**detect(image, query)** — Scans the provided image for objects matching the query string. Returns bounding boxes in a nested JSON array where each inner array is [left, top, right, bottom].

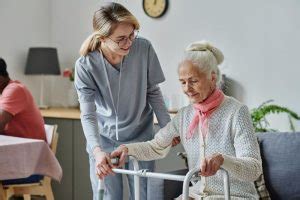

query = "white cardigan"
[[126, 96, 262, 199]]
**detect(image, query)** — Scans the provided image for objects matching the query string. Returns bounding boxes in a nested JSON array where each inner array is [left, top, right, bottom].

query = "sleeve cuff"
[[0, 107, 16, 116], [88, 143, 102, 155], [221, 153, 236, 171], [124, 143, 137, 156]]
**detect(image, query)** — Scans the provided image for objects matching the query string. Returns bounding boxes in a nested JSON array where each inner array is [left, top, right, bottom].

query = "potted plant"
[[250, 100, 300, 132]]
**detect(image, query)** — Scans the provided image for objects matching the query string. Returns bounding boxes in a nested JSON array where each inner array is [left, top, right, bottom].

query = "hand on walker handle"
[[110, 157, 120, 166], [93, 148, 115, 180], [200, 153, 224, 177], [110, 145, 128, 167], [172, 136, 181, 147]]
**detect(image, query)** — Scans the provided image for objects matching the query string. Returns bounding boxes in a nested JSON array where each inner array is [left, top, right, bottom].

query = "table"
[[0, 135, 62, 198]]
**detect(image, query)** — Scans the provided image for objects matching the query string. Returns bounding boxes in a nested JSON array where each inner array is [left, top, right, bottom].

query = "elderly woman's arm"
[[124, 113, 180, 161], [221, 105, 262, 182]]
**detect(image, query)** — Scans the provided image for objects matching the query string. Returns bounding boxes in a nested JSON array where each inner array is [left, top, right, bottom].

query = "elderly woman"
[[111, 41, 262, 199]]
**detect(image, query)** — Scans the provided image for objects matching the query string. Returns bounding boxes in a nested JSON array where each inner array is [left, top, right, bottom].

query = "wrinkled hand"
[[94, 149, 114, 180], [110, 145, 128, 167], [171, 136, 181, 147], [200, 153, 224, 177]]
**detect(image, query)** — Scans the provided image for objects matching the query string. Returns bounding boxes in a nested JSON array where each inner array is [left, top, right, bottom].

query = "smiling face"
[[101, 22, 136, 56], [178, 60, 216, 104]]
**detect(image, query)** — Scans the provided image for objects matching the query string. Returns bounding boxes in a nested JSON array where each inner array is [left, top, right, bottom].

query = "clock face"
[[143, 0, 168, 18]]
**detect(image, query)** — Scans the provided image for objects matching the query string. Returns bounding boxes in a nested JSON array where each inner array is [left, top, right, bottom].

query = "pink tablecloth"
[[0, 135, 62, 182]]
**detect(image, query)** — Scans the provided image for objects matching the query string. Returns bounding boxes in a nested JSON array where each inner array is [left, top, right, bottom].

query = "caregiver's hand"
[[93, 147, 114, 180]]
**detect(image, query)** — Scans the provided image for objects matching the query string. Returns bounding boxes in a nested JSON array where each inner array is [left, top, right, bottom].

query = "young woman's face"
[[178, 60, 216, 104], [103, 22, 136, 56]]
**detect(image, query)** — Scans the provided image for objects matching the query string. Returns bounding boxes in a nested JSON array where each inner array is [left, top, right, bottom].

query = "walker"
[[97, 156, 231, 200]]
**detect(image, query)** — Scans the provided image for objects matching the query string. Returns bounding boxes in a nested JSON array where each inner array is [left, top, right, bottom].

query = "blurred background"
[[0, 0, 299, 134]]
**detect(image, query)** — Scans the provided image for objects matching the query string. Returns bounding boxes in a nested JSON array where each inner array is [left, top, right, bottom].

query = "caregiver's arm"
[[111, 111, 181, 165]]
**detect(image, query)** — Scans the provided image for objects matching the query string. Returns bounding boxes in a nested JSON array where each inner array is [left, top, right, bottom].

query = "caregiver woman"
[[74, 2, 175, 200]]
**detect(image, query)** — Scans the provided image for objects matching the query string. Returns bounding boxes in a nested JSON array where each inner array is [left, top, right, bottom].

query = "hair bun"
[[185, 40, 224, 65]]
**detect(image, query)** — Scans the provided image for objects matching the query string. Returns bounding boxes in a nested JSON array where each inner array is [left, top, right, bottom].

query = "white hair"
[[181, 40, 224, 85]]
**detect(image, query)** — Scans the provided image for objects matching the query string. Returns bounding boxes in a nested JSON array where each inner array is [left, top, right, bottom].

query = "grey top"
[[74, 38, 170, 153]]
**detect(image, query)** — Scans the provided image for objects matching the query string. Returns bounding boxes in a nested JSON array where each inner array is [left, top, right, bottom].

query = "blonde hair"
[[182, 40, 224, 85], [79, 2, 140, 56]]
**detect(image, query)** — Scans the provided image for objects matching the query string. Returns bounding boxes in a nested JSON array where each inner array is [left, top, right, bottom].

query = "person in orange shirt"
[[0, 58, 46, 141]]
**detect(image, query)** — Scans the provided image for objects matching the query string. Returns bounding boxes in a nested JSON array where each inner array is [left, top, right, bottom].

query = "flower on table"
[[63, 68, 74, 82]]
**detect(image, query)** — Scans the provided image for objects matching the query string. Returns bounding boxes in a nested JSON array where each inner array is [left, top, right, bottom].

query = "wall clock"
[[143, 0, 168, 18]]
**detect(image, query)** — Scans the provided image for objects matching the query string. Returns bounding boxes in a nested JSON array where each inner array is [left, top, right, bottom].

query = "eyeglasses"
[[107, 30, 139, 48]]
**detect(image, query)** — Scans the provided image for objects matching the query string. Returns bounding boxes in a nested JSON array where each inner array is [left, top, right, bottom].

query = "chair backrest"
[[257, 132, 300, 200], [44, 124, 58, 154]]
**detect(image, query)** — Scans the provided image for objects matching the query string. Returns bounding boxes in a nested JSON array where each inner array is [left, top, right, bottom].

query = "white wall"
[[1, 0, 300, 131], [51, 0, 300, 131], [0, 0, 52, 104]]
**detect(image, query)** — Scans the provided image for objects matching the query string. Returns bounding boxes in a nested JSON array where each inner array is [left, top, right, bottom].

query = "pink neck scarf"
[[186, 89, 224, 140]]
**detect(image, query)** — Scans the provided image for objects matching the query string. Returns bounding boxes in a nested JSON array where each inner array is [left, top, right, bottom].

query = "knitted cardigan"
[[126, 96, 262, 199]]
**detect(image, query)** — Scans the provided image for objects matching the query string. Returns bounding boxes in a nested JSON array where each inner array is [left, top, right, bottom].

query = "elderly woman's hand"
[[93, 148, 115, 180], [172, 136, 181, 147], [200, 153, 224, 177], [110, 145, 128, 167]]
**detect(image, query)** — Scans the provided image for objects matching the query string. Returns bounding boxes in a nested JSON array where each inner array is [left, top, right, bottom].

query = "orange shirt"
[[0, 80, 46, 141]]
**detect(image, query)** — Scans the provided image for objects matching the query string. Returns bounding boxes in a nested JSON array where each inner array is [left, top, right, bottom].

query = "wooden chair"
[[3, 124, 59, 200]]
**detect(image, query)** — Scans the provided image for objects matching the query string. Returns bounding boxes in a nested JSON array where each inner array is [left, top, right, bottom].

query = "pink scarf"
[[186, 89, 224, 140]]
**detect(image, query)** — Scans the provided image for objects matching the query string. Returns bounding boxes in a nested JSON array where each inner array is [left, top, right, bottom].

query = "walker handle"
[[110, 156, 120, 165]]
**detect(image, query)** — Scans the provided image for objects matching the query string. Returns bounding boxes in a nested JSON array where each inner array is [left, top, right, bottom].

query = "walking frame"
[[97, 156, 231, 200]]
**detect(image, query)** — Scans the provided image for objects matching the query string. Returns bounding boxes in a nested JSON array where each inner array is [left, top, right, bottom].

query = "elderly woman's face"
[[178, 60, 216, 103]]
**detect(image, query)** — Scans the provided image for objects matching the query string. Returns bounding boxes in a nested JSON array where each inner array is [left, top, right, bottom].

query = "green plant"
[[251, 100, 300, 132]]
